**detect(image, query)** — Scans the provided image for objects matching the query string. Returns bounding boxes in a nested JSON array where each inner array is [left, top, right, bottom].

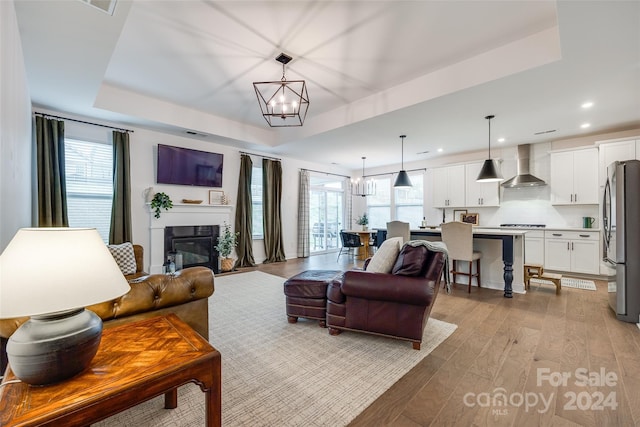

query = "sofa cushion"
[[366, 237, 402, 273], [392, 243, 428, 276], [107, 242, 137, 275]]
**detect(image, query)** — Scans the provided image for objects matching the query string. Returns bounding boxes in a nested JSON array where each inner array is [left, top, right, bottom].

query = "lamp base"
[[6, 308, 103, 385]]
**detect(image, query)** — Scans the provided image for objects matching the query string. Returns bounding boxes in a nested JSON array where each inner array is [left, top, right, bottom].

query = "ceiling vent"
[[79, 0, 117, 15], [501, 144, 546, 188]]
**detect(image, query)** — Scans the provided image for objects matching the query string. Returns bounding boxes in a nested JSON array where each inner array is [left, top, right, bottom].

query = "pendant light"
[[394, 135, 412, 188], [352, 157, 376, 197], [476, 115, 504, 182]]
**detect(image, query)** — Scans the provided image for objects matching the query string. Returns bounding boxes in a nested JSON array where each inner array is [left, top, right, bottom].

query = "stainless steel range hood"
[[501, 144, 546, 188]]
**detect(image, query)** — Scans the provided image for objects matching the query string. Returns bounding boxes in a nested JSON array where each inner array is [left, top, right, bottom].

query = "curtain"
[[234, 154, 256, 268], [36, 116, 69, 227], [109, 131, 132, 244], [297, 170, 310, 257], [262, 158, 286, 263], [345, 177, 353, 230]]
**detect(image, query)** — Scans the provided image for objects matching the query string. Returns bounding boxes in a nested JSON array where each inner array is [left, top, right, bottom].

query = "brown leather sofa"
[[0, 245, 214, 373], [326, 242, 446, 350]]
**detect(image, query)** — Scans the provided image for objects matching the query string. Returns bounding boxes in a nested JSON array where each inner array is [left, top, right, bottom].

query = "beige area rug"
[[97, 271, 457, 427], [530, 277, 597, 291]]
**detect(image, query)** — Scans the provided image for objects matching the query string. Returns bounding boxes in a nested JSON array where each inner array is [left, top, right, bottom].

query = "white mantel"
[[148, 203, 233, 273]]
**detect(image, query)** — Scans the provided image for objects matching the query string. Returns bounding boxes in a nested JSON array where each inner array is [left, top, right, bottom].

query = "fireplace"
[[164, 225, 220, 273]]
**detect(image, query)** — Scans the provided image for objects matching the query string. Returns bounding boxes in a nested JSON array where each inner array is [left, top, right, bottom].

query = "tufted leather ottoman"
[[284, 270, 343, 327]]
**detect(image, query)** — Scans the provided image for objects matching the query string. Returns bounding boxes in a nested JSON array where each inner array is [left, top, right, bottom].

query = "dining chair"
[[440, 221, 482, 293], [386, 221, 410, 243], [337, 231, 363, 261]]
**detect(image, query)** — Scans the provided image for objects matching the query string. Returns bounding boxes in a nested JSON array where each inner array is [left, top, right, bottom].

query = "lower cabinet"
[[524, 230, 545, 265], [544, 231, 600, 274]]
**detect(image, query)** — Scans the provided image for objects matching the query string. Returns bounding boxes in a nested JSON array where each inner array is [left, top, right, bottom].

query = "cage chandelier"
[[352, 157, 376, 197], [253, 53, 310, 127]]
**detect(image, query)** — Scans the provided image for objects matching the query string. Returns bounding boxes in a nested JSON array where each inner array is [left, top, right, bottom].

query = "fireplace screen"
[[164, 225, 220, 273]]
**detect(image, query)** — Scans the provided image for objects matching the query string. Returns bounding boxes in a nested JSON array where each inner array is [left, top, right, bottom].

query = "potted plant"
[[150, 192, 173, 218], [215, 222, 239, 272], [356, 213, 369, 230]]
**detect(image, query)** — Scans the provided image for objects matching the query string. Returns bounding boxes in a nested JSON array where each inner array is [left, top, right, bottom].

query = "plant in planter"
[[150, 192, 173, 218], [356, 213, 369, 230], [214, 222, 239, 272]]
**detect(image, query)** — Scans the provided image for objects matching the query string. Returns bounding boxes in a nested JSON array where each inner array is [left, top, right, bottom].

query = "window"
[[64, 138, 113, 242], [251, 166, 264, 239], [366, 177, 391, 229], [394, 173, 424, 229]]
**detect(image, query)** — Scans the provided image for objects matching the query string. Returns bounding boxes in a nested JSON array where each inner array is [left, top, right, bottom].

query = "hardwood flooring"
[[236, 253, 640, 427]]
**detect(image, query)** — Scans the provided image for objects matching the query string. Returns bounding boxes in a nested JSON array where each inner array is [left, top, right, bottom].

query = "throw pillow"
[[392, 243, 428, 276], [366, 237, 402, 273], [107, 242, 137, 275]]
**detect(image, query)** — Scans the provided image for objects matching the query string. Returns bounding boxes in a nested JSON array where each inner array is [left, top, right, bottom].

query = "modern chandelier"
[[253, 53, 310, 127], [352, 157, 376, 197]]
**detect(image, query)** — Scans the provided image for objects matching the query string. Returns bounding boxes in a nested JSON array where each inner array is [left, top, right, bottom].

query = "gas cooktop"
[[500, 224, 546, 228]]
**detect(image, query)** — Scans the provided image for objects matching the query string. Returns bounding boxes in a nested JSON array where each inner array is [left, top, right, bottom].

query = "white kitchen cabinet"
[[524, 230, 544, 265], [544, 230, 600, 274], [432, 164, 465, 208], [598, 139, 636, 186], [465, 162, 500, 207], [550, 148, 598, 205]]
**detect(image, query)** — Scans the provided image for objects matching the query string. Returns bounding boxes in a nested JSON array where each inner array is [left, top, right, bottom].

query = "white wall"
[[0, 1, 32, 251]]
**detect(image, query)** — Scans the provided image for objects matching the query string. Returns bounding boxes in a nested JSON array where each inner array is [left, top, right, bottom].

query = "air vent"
[[185, 130, 208, 137], [534, 129, 557, 135], [416, 150, 430, 155], [79, 0, 117, 15]]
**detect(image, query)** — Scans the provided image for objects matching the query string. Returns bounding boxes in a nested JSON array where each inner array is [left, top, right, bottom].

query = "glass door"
[[310, 176, 344, 254]]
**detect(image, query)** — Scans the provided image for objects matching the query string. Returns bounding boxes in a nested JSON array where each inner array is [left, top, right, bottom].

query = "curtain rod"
[[34, 112, 134, 133], [301, 169, 350, 179], [239, 151, 281, 161], [363, 167, 426, 178]]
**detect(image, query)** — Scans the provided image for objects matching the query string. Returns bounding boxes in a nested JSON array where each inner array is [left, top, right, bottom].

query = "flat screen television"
[[157, 144, 223, 187]]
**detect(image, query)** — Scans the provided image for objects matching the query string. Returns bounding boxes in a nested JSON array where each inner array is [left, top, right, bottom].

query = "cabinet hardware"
[[567, 242, 570, 250], [553, 233, 562, 236], [571, 242, 574, 250], [579, 234, 590, 237]]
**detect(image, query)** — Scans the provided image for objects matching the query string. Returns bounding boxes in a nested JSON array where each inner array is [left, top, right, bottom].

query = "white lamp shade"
[[0, 228, 130, 318]]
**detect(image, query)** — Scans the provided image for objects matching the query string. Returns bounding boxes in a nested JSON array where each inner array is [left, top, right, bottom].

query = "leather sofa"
[[326, 242, 446, 350], [0, 245, 214, 373]]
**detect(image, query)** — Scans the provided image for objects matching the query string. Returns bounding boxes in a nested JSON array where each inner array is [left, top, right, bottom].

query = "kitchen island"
[[376, 228, 527, 297]]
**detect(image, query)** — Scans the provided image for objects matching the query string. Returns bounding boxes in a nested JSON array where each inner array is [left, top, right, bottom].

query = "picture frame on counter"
[[209, 190, 225, 205], [461, 212, 480, 226], [454, 209, 467, 222]]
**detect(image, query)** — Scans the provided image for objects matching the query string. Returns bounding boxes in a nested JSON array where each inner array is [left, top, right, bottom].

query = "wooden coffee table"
[[0, 314, 221, 426]]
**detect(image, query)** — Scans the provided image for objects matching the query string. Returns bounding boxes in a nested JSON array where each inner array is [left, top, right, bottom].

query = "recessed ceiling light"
[[581, 101, 594, 109], [497, 138, 505, 143], [437, 148, 443, 153], [581, 123, 591, 129]]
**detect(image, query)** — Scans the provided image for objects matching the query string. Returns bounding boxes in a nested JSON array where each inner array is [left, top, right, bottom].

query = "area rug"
[[530, 277, 597, 291], [97, 271, 456, 427]]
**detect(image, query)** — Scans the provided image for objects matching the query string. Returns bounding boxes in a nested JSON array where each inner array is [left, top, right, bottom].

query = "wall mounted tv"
[[157, 144, 223, 187]]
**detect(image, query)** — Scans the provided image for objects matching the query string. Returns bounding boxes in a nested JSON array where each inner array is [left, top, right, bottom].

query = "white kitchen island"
[[377, 228, 527, 297]]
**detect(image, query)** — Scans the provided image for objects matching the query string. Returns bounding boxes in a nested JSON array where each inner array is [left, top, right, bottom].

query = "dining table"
[[344, 229, 377, 260]]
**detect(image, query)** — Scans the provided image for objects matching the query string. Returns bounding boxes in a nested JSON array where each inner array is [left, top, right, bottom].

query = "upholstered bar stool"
[[441, 221, 482, 293]]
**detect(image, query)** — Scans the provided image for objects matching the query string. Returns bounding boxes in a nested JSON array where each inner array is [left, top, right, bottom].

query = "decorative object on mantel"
[[143, 187, 155, 203], [351, 157, 376, 197], [215, 222, 239, 272], [181, 199, 203, 204], [356, 213, 369, 231], [393, 135, 412, 188], [253, 52, 310, 127], [150, 192, 173, 218], [209, 190, 225, 205]]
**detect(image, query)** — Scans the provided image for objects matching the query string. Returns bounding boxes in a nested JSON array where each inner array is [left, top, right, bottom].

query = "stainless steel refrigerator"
[[603, 160, 640, 322]]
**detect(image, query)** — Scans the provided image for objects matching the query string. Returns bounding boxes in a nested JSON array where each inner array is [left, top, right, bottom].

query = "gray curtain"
[[109, 131, 132, 244], [297, 170, 310, 257], [36, 116, 68, 227], [262, 158, 286, 263], [234, 154, 256, 268]]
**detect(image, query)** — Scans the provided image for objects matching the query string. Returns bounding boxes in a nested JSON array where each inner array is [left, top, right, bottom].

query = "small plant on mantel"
[[150, 192, 173, 218], [356, 213, 369, 230], [215, 222, 239, 272]]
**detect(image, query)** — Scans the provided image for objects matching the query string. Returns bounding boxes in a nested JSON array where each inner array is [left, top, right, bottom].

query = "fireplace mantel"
[[148, 204, 233, 273]]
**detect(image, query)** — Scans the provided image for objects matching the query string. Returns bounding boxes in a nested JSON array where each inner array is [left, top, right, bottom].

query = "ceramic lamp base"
[[6, 308, 102, 385]]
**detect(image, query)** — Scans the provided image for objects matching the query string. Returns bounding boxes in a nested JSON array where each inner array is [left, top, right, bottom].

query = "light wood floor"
[[237, 253, 640, 427]]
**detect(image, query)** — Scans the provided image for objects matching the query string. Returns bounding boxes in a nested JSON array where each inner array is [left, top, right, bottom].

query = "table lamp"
[[0, 228, 130, 385]]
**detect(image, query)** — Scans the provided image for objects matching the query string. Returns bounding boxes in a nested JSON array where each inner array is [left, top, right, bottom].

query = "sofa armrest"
[[339, 270, 433, 305], [87, 266, 214, 321]]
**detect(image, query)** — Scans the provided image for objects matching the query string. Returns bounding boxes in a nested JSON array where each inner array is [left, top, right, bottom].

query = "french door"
[[309, 176, 344, 254]]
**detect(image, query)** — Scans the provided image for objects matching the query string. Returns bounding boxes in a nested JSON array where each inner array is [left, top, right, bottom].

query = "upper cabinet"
[[464, 162, 500, 207], [431, 164, 465, 208], [598, 138, 638, 187], [550, 148, 598, 205]]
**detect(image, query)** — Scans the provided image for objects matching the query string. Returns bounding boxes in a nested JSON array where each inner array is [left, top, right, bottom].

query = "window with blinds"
[[64, 139, 113, 242], [251, 166, 264, 239]]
